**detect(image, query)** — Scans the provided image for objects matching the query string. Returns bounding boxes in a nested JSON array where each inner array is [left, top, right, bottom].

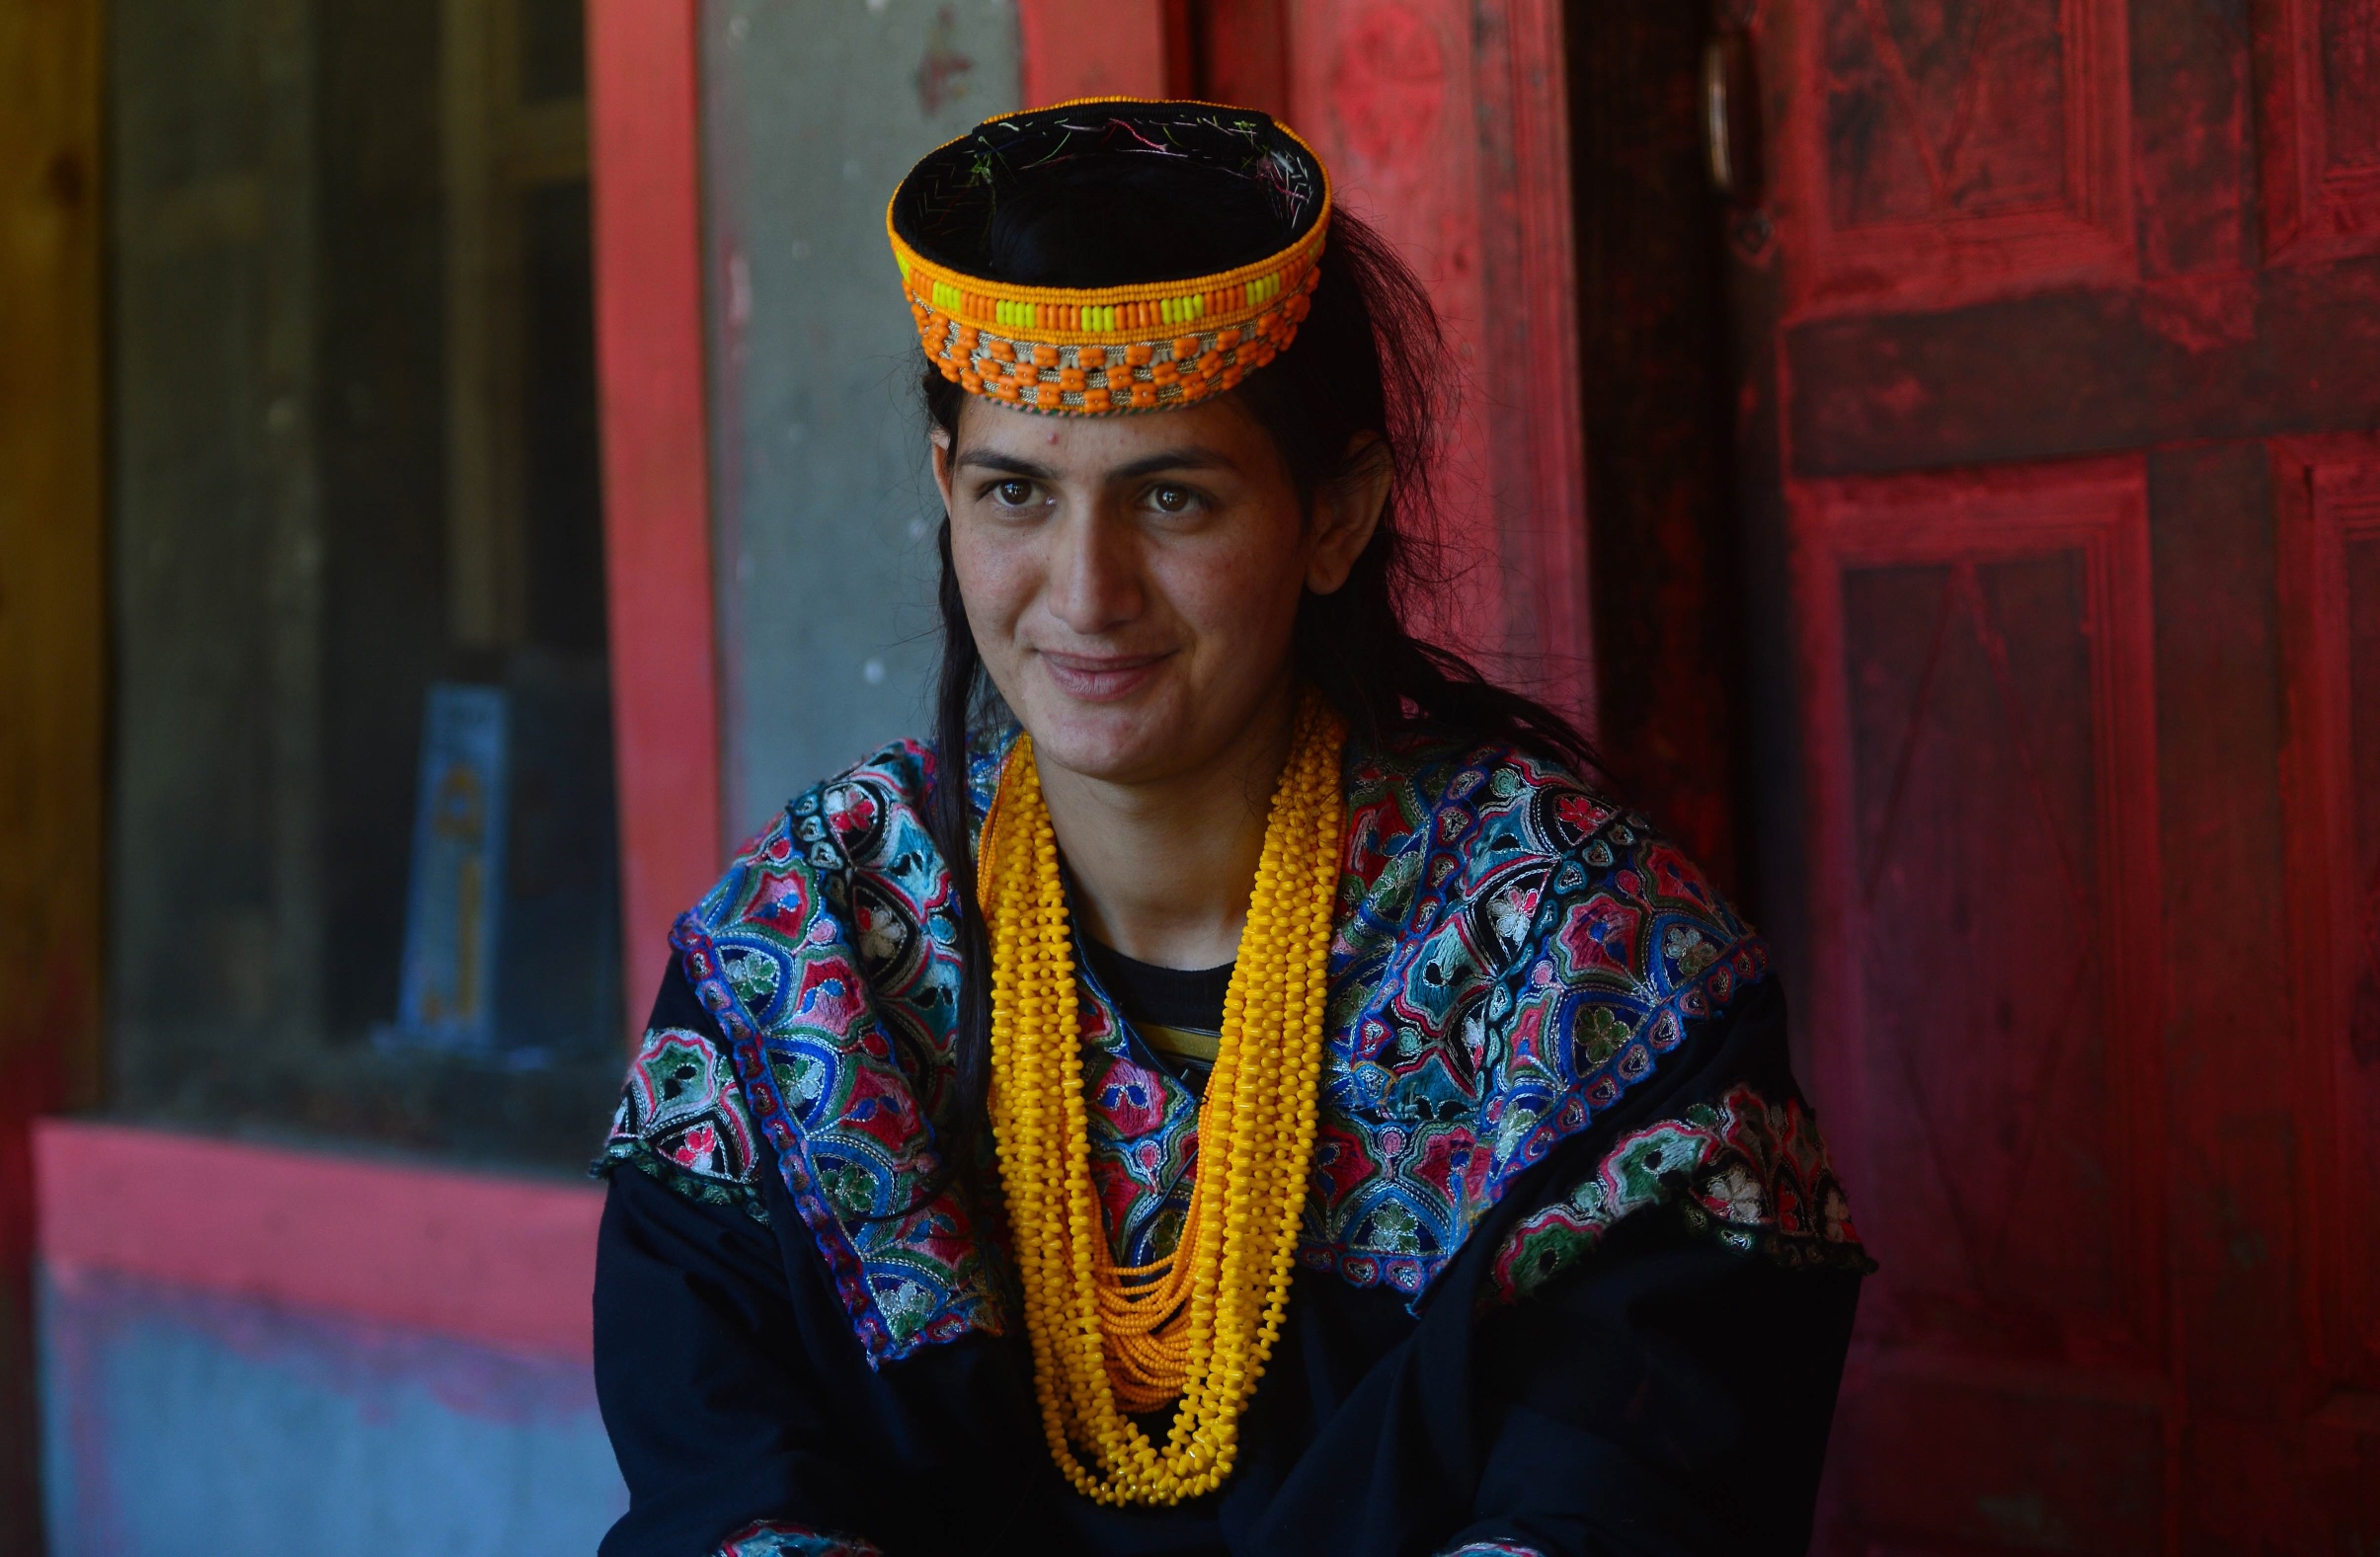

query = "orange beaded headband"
[[886, 98, 1332, 416]]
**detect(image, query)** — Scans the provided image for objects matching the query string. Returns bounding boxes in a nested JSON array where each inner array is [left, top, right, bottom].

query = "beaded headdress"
[[887, 98, 1332, 416]]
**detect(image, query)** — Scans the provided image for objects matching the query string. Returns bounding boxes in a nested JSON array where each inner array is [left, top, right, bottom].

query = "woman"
[[594, 100, 1866, 1557]]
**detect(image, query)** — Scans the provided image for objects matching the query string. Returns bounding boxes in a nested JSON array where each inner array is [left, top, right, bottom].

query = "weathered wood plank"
[[0, 0, 106, 1546]]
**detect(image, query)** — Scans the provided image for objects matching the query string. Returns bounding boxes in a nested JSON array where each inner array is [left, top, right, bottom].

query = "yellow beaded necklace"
[[975, 689, 1345, 1507]]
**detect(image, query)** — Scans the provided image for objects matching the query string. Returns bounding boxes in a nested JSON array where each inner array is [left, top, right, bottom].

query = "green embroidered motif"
[[1486, 1084, 1872, 1307]]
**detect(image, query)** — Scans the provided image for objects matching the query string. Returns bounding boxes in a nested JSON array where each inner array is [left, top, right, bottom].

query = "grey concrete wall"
[[700, 0, 1020, 836]]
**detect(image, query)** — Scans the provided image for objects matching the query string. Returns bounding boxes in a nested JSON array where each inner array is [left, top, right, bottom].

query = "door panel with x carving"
[[1729, 0, 2380, 1544]]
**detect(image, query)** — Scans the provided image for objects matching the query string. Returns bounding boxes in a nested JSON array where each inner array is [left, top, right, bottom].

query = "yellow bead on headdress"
[[886, 98, 1333, 416]]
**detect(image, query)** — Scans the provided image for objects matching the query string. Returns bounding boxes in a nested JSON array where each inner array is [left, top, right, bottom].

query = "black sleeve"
[[1435, 1215, 1861, 1556], [593, 964, 888, 1557], [1430, 973, 1865, 1557]]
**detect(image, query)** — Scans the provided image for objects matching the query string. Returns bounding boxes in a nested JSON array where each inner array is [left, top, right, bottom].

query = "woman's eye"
[[991, 479, 1034, 506], [1149, 485, 1194, 514]]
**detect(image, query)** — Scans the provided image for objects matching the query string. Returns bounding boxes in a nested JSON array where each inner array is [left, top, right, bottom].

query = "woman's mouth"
[[1037, 651, 1171, 702]]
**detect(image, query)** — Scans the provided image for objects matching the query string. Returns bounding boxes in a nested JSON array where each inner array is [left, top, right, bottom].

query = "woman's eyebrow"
[[1107, 447, 1237, 480], [954, 449, 1060, 478]]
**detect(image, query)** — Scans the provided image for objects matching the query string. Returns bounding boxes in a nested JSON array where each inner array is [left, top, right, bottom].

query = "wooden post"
[[1015, 0, 1168, 106], [586, 0, 725, 1035], [0, 0, 106, 1545]]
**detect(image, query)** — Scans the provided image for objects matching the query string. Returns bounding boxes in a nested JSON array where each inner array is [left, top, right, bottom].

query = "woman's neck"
[[1030, 681, 1298, 972]]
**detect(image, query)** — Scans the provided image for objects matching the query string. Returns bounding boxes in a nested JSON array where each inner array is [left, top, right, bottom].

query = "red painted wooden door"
[[1724, 0, 2380, 1547], [1276, 0, 1595, 722]]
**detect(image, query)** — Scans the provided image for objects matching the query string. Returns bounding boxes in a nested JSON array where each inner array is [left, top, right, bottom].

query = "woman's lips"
[[1037, 651, 1171, 702]]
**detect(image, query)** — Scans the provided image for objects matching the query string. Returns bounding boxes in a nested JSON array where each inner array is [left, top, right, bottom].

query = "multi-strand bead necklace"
[[975, 689, 1346, 1507]]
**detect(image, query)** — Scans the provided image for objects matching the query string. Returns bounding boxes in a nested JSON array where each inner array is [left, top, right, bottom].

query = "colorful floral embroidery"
[[674, 741, 1008, 1364], [632, 730, 1801, 1363], [717, 1519, 882, 1557], [1485, 1084, 1872, 1307], [599, 1026, 767, 1217], [1075, 981, 1202, 1267], [1305, 741, 1768, 1299]]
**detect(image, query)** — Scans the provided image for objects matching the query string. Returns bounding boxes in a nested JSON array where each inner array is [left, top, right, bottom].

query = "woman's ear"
[[1305, 433, 1391, 595], [929, 426, 956, 516]]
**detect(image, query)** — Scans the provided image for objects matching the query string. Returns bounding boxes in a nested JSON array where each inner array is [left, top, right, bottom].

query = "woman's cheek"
[[951, 523, 1039, 653], [1185, 519, 1302, 643]]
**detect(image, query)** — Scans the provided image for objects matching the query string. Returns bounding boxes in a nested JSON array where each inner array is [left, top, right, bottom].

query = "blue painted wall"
[[700, 0, 1022, 836], [39, 1267, 623, 1556]]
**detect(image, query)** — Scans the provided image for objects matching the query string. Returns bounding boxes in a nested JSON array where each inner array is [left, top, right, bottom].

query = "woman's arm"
[[593, 963, 888, 1557], [1433, 961, 1868, 1557], [1443, 1220, 1862, 1556], [595, 1165, 887, 1557]]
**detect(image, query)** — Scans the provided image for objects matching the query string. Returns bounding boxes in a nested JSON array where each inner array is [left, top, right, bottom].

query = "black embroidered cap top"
[[886, 98, 1333, 415]]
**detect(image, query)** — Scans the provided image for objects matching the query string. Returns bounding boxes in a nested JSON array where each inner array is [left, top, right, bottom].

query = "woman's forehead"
[[952, 392, 1272, 477]]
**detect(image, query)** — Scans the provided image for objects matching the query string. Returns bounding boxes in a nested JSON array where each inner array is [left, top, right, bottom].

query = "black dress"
[[591, 733, 1868, 1557]]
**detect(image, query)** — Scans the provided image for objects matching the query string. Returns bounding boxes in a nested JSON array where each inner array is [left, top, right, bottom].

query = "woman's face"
[[932, 394, 1380, 787]]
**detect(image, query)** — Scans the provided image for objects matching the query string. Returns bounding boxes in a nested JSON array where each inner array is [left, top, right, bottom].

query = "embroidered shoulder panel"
[[1484, 1083, 1872, 1308], [717, 1519, 883, 1557], [596, 1025, 768, 1219], [676, 740, 1009, 1364], [1303, 738, 1768, 1301]]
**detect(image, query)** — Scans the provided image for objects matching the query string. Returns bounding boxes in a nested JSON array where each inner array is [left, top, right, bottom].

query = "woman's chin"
[[1019, 694, 1194, 787]]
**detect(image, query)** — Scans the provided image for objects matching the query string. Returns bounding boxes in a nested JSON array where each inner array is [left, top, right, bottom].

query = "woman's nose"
[[1046, 500, 1142, 635]]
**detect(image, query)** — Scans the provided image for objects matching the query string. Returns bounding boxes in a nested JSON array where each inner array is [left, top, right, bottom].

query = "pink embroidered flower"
[[672, 1123, 721, 1171], [1093, 1056, 1169, 1136]]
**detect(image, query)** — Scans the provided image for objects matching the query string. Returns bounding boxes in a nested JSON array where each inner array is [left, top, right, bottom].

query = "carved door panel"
[[2277, 434, 2380, 1532], [1728, 0, 2380, 1547]]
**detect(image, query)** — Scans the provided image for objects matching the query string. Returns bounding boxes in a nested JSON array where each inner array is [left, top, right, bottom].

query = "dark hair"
[[910, 164, 1600, 1205]]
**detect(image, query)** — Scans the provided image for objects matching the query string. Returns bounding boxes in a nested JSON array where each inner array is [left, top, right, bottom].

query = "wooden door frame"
[[1016, 0, 1168, 106], [587, 0, 726, 1023], [0, 0, 106, 1545]]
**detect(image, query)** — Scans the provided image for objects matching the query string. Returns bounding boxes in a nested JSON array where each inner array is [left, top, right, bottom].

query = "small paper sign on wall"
[[391, 683, 511, 1053]]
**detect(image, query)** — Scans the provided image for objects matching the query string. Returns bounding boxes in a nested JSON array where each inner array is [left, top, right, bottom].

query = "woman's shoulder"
[[698, 738, 939, 915], [1347, 727, 1746, 950], [1314, 727, 1813, 1307], [666, 738, 1003, 1360], [681, 737, 966, 1033], [1352, 727, 1623, 856], [698, 728, 1026, 925]]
